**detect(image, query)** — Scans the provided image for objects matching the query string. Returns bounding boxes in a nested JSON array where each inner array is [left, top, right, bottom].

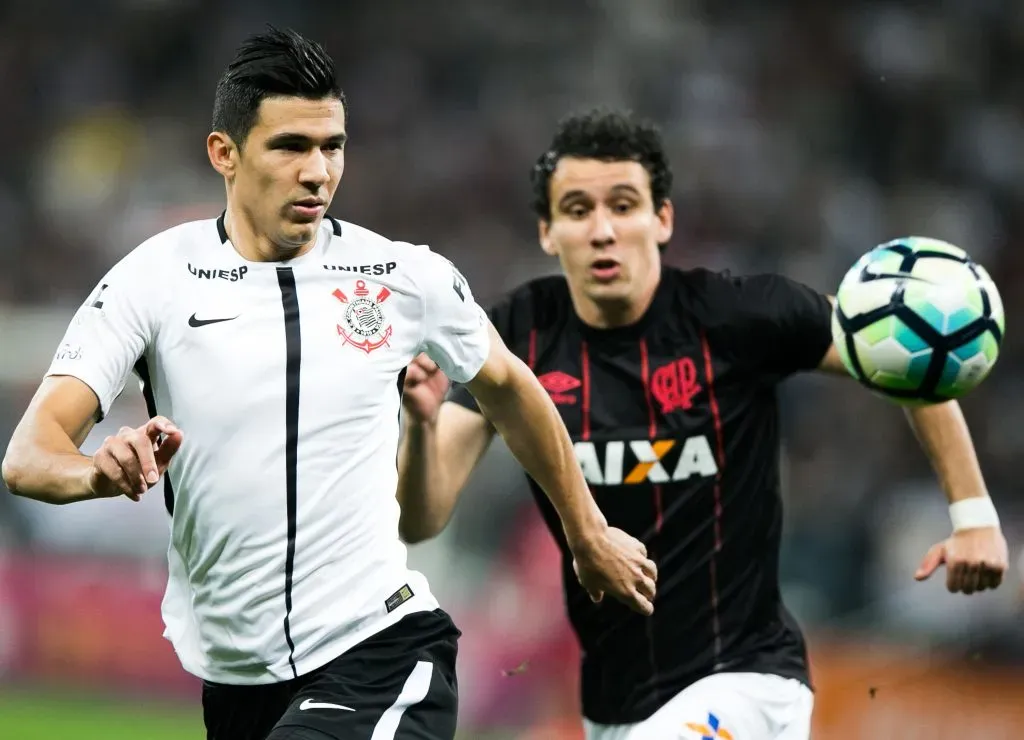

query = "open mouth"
[[590, 259, 621, 281]]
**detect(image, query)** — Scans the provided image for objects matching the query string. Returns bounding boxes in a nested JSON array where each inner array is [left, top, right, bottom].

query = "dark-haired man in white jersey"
[[2, 30, 657, 740]]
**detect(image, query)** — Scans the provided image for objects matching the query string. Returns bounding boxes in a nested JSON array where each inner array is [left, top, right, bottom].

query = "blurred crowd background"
[[3, 1, 1024, 737]]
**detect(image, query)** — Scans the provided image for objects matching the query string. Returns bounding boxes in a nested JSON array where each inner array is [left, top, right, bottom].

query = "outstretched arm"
[[818, 313, 1007, 594], [723, 274, 1005, 595], [820, 344, 990, 511]]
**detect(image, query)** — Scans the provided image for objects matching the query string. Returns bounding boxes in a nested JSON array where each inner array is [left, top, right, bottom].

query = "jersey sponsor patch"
[[323, 261, 397, 276], [574, 436, 719, 485], [332, 280, 394, 354], [384, 584, 415, 613], [187, 263, 249, 282], [685, 712, 734, 740]]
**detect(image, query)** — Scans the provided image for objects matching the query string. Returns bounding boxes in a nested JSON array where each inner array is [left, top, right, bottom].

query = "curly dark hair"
[[530, 107, 673, 221]]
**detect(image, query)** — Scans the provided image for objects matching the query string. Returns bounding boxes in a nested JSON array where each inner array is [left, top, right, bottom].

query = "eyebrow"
[[557, 184, 643, 209], [608, 184, 642, 197], [265, 132, 348, 148], [557, 190, 588, 209]]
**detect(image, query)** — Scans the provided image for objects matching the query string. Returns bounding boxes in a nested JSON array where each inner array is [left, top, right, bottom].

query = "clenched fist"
[[402, 354, 450, 424], [572, 526, 659, 616], [90, 416, 183, 501]]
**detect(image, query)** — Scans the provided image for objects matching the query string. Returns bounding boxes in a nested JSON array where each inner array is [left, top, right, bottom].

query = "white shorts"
[[583, 672, 813, 740]]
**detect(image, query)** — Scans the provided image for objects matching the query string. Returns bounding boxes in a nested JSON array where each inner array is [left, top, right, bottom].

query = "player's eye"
[[566, 204, 590, 219], [268, 136, 314, 153], [611, 200, 636, 214], [323, 142, 344, 152]]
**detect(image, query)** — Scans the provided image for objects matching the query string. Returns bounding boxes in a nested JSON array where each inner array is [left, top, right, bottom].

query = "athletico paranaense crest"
[[333, 280, 393, 353]]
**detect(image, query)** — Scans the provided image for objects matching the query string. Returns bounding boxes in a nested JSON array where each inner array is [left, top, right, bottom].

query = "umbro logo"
[[188, 314, 238, 328], [299, 698, 355, 712], [537, 371, 581, 405]]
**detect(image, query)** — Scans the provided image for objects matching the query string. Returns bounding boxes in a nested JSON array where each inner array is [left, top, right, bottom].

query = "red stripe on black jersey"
[[638, 338, 663, 533], [580, 341, 591, 441], [638, 336, 663, 705], [700, 329, 725, 663]]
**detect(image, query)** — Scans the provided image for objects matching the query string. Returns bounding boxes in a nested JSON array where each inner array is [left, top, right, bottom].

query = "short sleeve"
[[445, 303, 507, 414], [717, 273, 833, 379], [417, 251, 491, 384], [445, 287, 529, 414], [45, 254, 156, 418]]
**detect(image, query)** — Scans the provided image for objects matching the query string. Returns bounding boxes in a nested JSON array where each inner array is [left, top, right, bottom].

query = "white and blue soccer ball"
[[831, 236, 1005, 404]]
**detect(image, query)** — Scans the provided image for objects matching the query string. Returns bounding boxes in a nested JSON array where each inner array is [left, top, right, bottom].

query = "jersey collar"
[[571, 267, 674, 343], [215, 211, 342, 265]]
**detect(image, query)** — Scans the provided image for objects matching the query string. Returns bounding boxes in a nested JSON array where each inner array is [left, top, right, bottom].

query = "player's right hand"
[[572, 527, 658, 616], [402, 354, 450, 424], [88, 416, 183, 502]]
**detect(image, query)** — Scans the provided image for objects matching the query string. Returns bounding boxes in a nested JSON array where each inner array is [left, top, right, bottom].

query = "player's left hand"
[[571, 527, 658, 616], [914, 527, 1008, 594]]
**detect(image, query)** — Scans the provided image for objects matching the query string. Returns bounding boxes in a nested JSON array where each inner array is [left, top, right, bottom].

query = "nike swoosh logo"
[[861, 270, 930, 283], [188, 314, 238, 328], [299, 698, 356, 712]]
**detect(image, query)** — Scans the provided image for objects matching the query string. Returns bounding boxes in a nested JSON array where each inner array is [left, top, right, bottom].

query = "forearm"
[[905, 400, 993, 508], [3, 377, 104, 505], [473, 362, 605, 544], [396, 420, 452, 542], [2, 442, 96, 505]]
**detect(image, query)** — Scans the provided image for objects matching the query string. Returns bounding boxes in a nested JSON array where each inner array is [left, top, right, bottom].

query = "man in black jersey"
[[396, 109, 1008, 739]]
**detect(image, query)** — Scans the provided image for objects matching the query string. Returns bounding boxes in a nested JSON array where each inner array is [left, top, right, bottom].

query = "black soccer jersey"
[[449, 266, 834, 725]]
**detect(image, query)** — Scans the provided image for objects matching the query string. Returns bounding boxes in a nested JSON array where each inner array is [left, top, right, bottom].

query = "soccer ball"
[[831, 236, 1005, 404]]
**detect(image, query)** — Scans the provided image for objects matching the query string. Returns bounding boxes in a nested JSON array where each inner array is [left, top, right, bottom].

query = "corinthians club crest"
[[333, 280, 393, 353]]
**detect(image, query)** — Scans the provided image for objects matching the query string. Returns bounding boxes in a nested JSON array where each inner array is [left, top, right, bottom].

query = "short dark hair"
[[530, 108, 673, 221], [212, 26, 345, 148]]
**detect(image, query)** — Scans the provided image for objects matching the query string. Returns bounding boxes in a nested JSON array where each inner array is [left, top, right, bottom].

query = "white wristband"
[[949, 497, 1000, 531]]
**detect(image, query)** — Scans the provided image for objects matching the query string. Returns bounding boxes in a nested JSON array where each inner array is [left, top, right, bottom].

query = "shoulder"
[[331, 219, 452, 283], [663, 266, 810, 324], [493, 274, 572, 327], [665, 265, 832, 372], [331, 218, 400, 252], [663, 265, 743, 303], [331, 218, 435, 265], [486, 273, 572, 342], [104, 218, 218, 283]]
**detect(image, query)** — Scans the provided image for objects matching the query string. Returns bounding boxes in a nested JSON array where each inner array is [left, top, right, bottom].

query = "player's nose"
[[589, 208, 616, 246], [299, 150, 331, 188]]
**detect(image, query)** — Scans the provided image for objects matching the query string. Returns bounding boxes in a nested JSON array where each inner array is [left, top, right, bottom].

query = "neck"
[[223, 200, 316, 263], [569, 273, 661, 330]]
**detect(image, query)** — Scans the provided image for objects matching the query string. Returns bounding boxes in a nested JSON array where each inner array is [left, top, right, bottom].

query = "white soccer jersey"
[[45, 214, 491, 685]]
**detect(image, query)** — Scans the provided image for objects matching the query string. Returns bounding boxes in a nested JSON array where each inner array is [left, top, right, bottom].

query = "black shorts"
[[202, 609, 460, 740]]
